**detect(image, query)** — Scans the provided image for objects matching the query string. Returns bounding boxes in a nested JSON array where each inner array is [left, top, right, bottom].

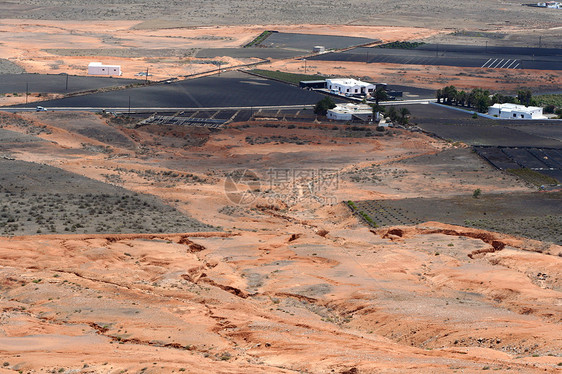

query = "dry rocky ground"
[[0, 111, 560, 372], [3, 0, 562, 30]]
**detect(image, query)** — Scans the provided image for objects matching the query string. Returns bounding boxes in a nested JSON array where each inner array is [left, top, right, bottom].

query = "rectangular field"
[[0, 73, 141, 95], [308, 44, 562, 70], [351, 192, 562, 244], [14, 71, 329, 109], [474, 146, 562, 183], [253, 32, 378, 51]]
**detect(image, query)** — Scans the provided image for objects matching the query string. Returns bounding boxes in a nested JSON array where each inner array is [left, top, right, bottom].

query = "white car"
[[36, 106, 47, 112]]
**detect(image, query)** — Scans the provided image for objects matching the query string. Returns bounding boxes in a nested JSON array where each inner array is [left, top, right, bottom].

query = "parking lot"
[[309, 44, 562, 70]]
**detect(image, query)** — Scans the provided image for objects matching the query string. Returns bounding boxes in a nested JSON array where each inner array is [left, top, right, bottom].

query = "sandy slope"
[[0, 111, 560, 372]]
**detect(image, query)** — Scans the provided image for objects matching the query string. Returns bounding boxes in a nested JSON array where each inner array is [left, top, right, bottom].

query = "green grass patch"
[[507, 168, 558, 186], [377, 41, 425, 49], [244, 30, 275, 48], [249, 69, 326, 85], [358, 210, 378, 228]]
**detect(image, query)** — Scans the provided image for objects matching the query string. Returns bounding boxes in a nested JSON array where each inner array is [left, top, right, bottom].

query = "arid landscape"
[[0, 0, 561, 373], [0, 109, 560, 373]]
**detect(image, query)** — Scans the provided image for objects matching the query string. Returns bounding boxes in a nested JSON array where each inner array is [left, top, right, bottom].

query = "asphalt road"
[[309, 44, 562, 70], [13, 71, 329, 109], [0, 74, 142, 94]]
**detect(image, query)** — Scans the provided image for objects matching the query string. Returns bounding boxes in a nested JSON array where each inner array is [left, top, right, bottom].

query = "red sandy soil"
[[0, 20, 439, 80], [0, 111, 560, 372]]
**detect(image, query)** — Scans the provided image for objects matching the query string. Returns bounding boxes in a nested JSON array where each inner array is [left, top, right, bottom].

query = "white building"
[[327, 103, 380, 122], [537, 1, 561, 8], [326, 78, 376, 96], [88, 62, 122, 76], [488, 103, 545, 119]]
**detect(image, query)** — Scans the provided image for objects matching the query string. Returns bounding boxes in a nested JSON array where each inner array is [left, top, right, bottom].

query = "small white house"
[[488, 103, 545, 119], [537, 1, 561, 8], [88, 62, 122, 76], [326, 78, 376, 96], [327, 103, 380, 122]]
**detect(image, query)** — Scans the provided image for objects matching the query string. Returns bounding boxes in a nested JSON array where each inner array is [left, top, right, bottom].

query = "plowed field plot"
[[195, 48, 303, 59], [474, 146, 562, 183], [410, 104, 562, 148], [308, 44, 562, 70], [15, 71, 327, 109], [0, 74, 141, 95], [352, 192, 562, 244], [0, 159, 215, 236], [252, 32, 378, 51]]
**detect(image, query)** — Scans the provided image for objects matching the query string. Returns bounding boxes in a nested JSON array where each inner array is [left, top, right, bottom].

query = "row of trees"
[[313, 96, 411, 125], [371, 104, 410, 125], [436, 86, 534, 113]]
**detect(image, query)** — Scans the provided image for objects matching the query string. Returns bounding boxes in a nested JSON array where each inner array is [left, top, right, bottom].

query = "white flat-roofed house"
[[537, 1, 561, 7], [327, 103, 380, 122], [88, 62, 122, 76], [488, 103, 545, 119], [326, 78, 376, 96]]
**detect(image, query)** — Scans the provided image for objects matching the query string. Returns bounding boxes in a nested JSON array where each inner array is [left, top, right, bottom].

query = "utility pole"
[[128, 96, 131, 114], [304, 59, 307, 74], [145, 67, 149, 84], [485, 41, 488, 53], [25, 82, 28, 104]]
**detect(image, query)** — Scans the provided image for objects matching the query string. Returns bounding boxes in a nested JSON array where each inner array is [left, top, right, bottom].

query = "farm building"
[[88, 62, 122, 76], [537, 1, 561, 8], [299, 80, 327, 89], [327, 103, 380, 122], [326, 78, 376, 96], [488, 103, 545, 119]]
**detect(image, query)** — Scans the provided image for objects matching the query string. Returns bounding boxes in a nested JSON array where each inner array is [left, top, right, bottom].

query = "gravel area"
[[0, 159, 216, 235], [0, 59, 25, 74]]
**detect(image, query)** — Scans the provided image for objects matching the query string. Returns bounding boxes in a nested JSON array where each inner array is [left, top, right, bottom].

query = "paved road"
[[1, 99, 437, 113]]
